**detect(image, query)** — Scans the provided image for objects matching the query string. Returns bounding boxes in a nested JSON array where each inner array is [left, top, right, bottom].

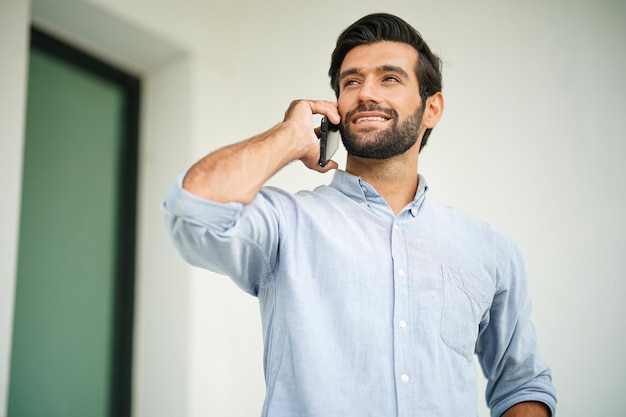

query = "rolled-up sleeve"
[[477, 239, 557, 417], [161, 173, 281, 295]]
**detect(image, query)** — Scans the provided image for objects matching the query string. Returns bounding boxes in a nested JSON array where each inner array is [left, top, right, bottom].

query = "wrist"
[[275, 119, 317, 162], [501, 401, 550, 417]]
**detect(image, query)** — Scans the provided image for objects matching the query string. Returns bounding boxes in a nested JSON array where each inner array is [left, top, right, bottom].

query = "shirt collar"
[[329, 169, 429, 215]]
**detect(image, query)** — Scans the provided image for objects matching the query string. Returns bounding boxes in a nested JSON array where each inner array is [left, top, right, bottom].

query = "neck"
[[346, 152, 419, 215]]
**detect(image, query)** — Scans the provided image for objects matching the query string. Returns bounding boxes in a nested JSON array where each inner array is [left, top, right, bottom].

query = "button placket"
[[391, 216, 412, 404]]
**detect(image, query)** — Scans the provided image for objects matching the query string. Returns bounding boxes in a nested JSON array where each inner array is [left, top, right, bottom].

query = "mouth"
[[351, 112, 392, 125]]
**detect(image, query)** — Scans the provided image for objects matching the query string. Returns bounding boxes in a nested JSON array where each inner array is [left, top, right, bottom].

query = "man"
[[163, 13, 557, 417]]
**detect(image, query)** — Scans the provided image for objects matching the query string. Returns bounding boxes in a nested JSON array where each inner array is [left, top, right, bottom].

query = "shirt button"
[[400, 374, 410, 383], [398, 268, 406, 277], [399, 320, 407, 328], [360, 201, 367, 207], [361, 186, 368, 193], [393, 224, 399, 231], [410, 207, 417, 216]]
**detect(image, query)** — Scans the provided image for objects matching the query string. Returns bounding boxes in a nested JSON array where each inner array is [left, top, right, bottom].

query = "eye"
[[343, 79, 360, 88], [383, 75, 400, 83]]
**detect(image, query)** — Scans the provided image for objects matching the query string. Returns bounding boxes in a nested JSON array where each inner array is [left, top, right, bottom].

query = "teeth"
[[356, 116, 388, 123]]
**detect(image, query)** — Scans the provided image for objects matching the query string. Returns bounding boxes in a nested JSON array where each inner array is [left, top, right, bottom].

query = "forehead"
[[340, 41, 419, 77]]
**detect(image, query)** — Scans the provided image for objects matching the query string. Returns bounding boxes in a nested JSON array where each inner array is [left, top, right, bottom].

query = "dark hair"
[[329, 13, 442, 149]]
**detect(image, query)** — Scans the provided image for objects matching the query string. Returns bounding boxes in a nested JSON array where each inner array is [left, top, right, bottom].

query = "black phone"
[[319, 116, 341, 167]]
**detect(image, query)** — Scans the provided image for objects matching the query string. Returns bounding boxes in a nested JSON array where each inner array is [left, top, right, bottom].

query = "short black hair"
[[329, 13, 443, 149]]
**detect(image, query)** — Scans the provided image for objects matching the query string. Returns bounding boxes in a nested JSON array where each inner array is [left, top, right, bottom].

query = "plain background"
[[2, 0, 625, 416]]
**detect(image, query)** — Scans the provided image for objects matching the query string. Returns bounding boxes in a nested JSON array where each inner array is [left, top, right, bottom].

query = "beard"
[[340, 103, 424, 160]]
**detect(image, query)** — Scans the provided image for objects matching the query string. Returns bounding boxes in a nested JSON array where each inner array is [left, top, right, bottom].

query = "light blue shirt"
[[162, 169, 556, 417]]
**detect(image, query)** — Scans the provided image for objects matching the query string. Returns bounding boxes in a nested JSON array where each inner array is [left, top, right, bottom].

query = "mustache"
[[344, 104, 397, 121]]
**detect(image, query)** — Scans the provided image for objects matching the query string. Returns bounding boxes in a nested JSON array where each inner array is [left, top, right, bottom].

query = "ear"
[[422, 92, 444, 129]]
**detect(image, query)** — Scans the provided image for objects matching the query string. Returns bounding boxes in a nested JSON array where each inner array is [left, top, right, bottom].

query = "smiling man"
[[162, 13, 557, 417]]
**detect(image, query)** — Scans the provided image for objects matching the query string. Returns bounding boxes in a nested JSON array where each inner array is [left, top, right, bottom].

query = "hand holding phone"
[[319, 116, 341, 167]]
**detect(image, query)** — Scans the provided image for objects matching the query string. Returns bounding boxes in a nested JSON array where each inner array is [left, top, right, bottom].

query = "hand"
[[283, 100, 340, 172]]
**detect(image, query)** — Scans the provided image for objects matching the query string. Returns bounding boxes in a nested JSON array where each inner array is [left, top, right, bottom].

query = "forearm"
[[183, 121, 303, 203], [501, 401, 550, 417], [182, 100, 339, 204]]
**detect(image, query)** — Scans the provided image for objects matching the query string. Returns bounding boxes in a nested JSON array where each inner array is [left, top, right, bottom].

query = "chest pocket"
[[440, 265, 493, 362]]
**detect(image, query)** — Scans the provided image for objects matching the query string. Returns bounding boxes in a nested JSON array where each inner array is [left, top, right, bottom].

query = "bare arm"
[[182, 100, 340, 203], [501, 401, 550, 417]]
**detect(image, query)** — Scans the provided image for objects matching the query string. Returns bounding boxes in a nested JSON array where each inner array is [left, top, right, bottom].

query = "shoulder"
[[259, 183, 345, 206], [254, 184, 345, 220], [424, 195, 521, 260]]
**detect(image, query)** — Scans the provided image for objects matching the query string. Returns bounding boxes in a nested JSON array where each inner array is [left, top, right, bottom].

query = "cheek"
[[401, 98, 423, 118], [337, 88, 361, 108], [337, 97, 352, 120]]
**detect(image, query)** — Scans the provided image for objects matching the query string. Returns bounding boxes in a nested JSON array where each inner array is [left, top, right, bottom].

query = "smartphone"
[[319, 116, 341, 167]]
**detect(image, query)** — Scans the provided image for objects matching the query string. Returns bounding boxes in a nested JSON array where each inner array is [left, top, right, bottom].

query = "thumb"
[[313, 159, 339, 173]]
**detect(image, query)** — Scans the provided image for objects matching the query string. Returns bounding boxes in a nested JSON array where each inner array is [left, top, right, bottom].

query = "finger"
[[308, 101, 340, 123], [284, 99, 313, 120], [308, 159, 339, 173], [288, 100, 339, 122]]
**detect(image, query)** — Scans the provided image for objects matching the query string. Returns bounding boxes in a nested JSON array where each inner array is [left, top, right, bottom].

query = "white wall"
[[2, 0, 625, 416], [0, 1, 30, 415]]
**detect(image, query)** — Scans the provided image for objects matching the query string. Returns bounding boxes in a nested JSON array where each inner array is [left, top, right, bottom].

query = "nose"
[[357, 79, 381, 104]]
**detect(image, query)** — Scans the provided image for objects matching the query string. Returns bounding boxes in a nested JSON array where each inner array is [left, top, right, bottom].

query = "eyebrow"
[[338, 65, 410, 83]]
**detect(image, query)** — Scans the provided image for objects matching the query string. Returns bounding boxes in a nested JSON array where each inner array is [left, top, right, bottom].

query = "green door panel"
[[9, 45, 124, 417]]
